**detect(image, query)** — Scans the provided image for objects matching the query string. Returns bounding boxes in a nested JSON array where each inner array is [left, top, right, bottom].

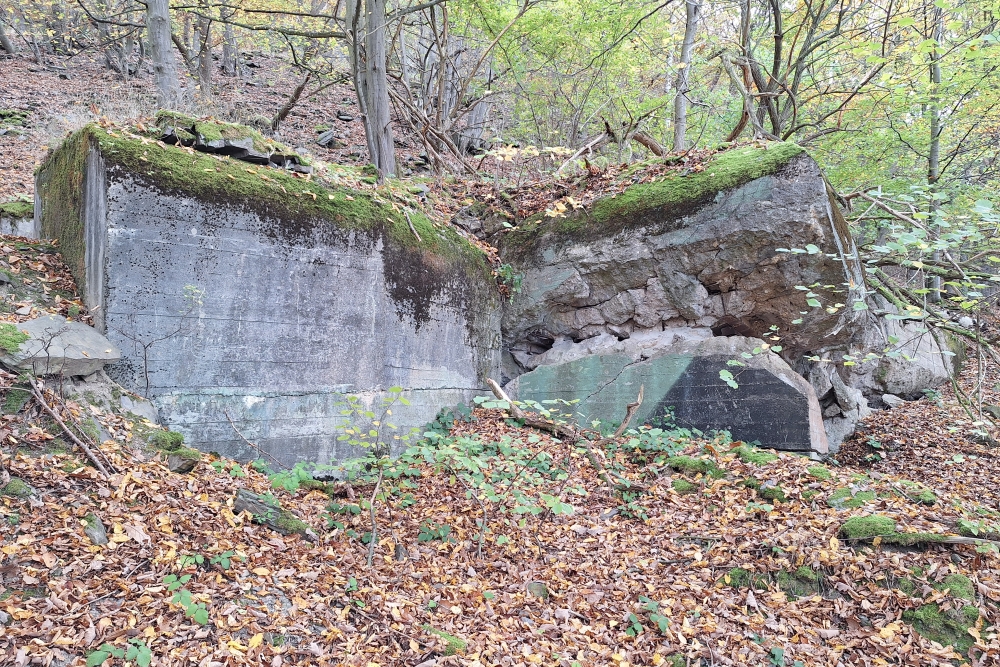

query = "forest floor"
[[0, 238, 997, 667]]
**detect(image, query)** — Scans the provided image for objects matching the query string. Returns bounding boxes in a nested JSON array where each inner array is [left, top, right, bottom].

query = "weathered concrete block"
[[35, 126, 501, 467], [506, 333, 828, 454], [501, 145, 867, 367], [0, 201, 36, 238], [0, 315, 121, 376]]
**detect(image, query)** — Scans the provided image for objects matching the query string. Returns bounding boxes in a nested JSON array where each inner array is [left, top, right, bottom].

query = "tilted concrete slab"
[[506, 333, 828, 455]]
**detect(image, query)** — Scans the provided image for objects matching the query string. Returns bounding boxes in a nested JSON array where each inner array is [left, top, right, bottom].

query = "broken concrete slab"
[[506, 333, 828, 455], [0, 315, 121, 376]]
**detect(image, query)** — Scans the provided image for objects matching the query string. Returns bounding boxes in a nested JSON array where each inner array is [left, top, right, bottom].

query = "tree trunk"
[[348, 0, 397, 177], [196, 13, 212, 97], [0, 7, 15, 55], [146, 0, 182, 108], [927, 4, 943, 302], [222, 19, 237, 76], [672, 0, 700, 151]]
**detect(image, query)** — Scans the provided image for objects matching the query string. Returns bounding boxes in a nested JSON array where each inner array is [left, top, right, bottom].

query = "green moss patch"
[[733, 444, 778, 465], [0, 323, 29, 354], [422, 625, 467, 656], [274, 512, 311, 535], [2, 385, 31, 414], [806, 465, 832, 481], [723, 567, 769, 590], [900, 481, 937, 506], [777, 566, 823, 599], [671, 478, 699, 494], [903, 603, 979, 655], [758, 484, 788, 503], [0, 109, 29, 126], [938, 574, 974, 601], [0, 477, 32, 498], [170, 447, 203, 461], [504, 142, 805, 257], [838, 515, 948, 546], [0, 201, 32, 218], [148, 430, 186, 451], [827, 488, 875, 509], [666, 455, 725, 479], [839, 515, 897, 539]]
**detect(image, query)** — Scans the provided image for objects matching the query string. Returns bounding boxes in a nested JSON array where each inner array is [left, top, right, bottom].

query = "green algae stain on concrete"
[[515, 353, 694, 427]]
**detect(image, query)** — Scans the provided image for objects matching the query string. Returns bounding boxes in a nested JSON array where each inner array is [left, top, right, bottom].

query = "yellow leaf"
[[248, 633, 264, 649], [829, 536, 840, 550], [252, 567, 270, 576], [873, 536, 882, 547]]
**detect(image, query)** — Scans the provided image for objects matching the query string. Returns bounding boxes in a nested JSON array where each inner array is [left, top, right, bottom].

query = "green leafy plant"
[[209, 460, 246, 478], [163, 574, 209, 625], [417, 520, 454, 542], [86, 638, 152, 667], [624, 596, 669, 637], [210, 550, 238, 570], [495, 263, 523, 299]]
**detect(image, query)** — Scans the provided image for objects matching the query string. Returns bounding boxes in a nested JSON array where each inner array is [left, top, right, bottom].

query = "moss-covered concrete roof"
[[0, 201, 32, 218], [502, 142, 805, 257], [42, 123, 481, 264]]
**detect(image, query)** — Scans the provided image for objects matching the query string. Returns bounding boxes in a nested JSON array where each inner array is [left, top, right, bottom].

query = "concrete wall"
[[38, 136, 500, 467]]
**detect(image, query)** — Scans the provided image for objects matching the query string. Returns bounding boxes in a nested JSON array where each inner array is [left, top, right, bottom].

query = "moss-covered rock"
[[838, 515, 947, 546], [827, 487, 875, 509], [148, 430, 185, 451], [777, 566, 823, 598], [0, 323, 28, 355], [723, 567, 769, 590], [758, 484, 788, 503], [671, 478, 699, 494], [0, 477, 32, 498], [903, 603, 979, 655], [734, 444, 778, 465], [839, 515, 897, 539], [0, 201, 33, 219], [505, 142, 806, 252], [155, 111, 282, 156], [806, 465, 832, 481], [666, 455, 725, 479], [422, 625, 467, 656]]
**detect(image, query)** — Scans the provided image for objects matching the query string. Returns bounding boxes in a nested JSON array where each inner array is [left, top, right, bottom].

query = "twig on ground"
[[404, 210, 421, 242], [29, 376, 113, 478]]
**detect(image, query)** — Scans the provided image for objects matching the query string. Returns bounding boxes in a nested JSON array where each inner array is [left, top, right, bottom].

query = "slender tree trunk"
[[222, 19, 237, 76], [196, 13, 212, 97], [927, 4, 943, 302], [672, 0, 700, 151], [0, 14, 14, 55], [348, 0, 397, 177], [146, 0, 182, 108]]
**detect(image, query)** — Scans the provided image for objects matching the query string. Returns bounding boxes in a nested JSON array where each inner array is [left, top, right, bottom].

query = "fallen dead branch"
[[28, 376, 113, 479]]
